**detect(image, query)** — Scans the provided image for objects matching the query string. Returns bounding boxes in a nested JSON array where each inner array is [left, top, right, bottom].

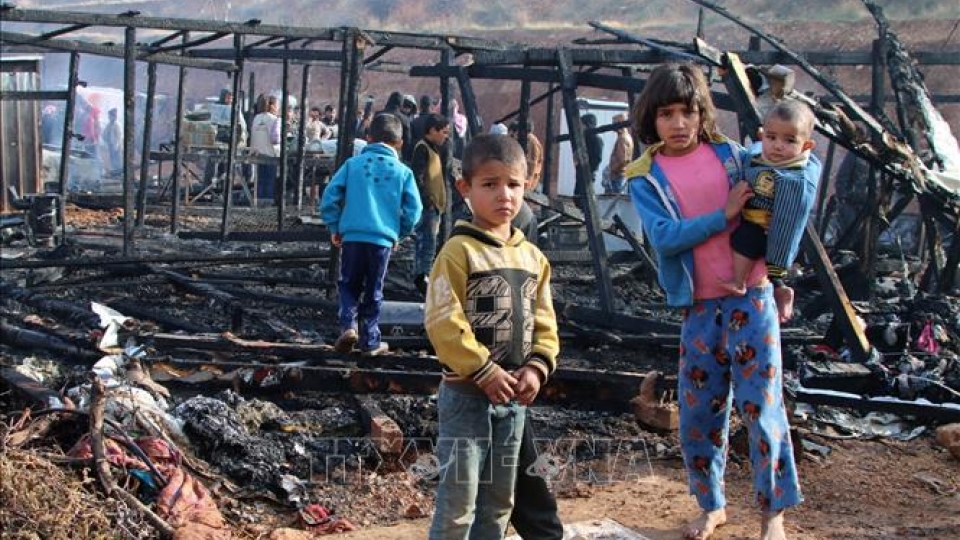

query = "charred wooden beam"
[[136, 61, 157, 227], [150, 356, 666, 411], [148, 267, 243, 332], [794, 386, 960, 423], [122, 25, 136, 256], [0, 281, 101, 328], [800, 223, 873, 362], [106, 300, 217, 334], [0, 320, 100, 362], [0, 30, 235, 71], [0, 90, 70, 101], [170, 32, 188, 234], [58, 51, 80, 208], [557, 49, 614, 313], [190, 47, 341, 62], [0, 249, 330, 269], [0, 367, 65, 407], [146, 332, 328, 359], [611, 214, 658, 275]]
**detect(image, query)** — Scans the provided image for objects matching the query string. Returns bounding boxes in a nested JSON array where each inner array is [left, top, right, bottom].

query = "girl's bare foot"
[[683, 508, 727, 540], [760, 510, 786, 540]]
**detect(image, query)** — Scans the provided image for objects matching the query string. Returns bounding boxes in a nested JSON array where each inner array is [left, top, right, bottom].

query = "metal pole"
[[57, 52, 79, 242], [295, 64, 310, 210], [439, 49, 451, 117], [518, 78, 531, 152], [557, 49, 613, 313], [219, 33, 244, 241], [122, 26, 136, 255], [136, 61, 157, 227], [814, 141, 836, 235], [456, 67, 481, 137], [277, 53, 290, 231], [170, 32, 188, 234], [57, 52, 79, 196], [542, 83, 556, 197]]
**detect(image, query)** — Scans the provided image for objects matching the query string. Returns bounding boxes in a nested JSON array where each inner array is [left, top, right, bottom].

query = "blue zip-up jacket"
[[741, 150, 822, 278], [626, 137, 745, 307], [319, 142, 423, 248]]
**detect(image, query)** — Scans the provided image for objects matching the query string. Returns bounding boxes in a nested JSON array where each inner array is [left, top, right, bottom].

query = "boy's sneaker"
[[360, 342, 389, 357], [414, 274, 429, 296], [334, 329, 358, 353]]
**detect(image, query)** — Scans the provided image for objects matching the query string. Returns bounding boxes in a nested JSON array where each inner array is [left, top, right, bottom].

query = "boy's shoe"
[[334, 329, 358, 353], [414, 274, 429, 296], [360, 342, 389, 357]]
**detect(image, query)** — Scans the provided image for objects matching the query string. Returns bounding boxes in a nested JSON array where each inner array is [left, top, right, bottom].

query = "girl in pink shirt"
[[626, 63, 802, 540]]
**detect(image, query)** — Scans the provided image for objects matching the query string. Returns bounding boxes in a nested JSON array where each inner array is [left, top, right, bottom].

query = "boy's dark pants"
[[337, 241, 391, 350], [510, 422, 563, 539]]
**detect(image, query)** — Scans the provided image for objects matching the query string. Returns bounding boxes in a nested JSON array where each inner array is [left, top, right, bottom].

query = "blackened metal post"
[[542, 82, 556, 198], [518, 77, 531, 152], [122, 26, 136, 255], [57, 52, 79, 198], [801, 222, 873, 362], [136, 61, 157, 227], [170, 32, 188, 234], [219, 33, 244, 241], [814, 140, 836, 235], [455, 67, 481, 137], [277, 53, 290, 231], [295, 64, 310, 209], [557, 49, 613, 313], [439, 49, 451, 117]]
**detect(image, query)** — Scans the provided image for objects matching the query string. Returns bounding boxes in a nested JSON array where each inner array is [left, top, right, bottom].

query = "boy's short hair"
[[765, 99, 815, 139], [424, 113, 450, 134], [462, 134, 527, 183], [368, 113, 403, 144]]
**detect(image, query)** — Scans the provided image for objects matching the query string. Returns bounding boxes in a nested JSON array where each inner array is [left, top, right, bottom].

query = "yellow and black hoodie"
[[424, 220, 559, 388]]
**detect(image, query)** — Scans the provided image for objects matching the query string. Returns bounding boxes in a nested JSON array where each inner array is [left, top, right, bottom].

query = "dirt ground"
[[325, 435, 960, 540]]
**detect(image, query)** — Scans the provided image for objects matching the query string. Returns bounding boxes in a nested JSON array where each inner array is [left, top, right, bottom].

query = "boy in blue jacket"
[[320, 114, 422, 356]]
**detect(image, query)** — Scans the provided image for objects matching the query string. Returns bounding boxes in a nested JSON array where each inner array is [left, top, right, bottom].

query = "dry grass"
[[0, 432, 156, 539]]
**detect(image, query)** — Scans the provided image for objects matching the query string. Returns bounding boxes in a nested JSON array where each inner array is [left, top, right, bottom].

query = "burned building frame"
[[1, 2, 959, 385]]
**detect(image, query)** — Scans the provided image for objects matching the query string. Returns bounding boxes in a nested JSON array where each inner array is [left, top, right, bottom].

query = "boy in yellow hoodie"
[[425, 134, 559, 539]]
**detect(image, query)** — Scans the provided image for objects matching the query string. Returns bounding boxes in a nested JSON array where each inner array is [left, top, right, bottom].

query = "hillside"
[[20, 0, 960, 35]]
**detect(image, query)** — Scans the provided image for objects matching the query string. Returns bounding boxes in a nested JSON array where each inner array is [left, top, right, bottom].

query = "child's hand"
[[331, 233, 343, 248], [512, 366, 542, 405], [480, 367, 518, 405], [724, 182, 753, 220]]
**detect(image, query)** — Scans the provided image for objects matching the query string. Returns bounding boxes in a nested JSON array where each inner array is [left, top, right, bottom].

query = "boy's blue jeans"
[[415, 206, 441, 276], [337, 241, 391, 350], [429, 382, 526, 540]]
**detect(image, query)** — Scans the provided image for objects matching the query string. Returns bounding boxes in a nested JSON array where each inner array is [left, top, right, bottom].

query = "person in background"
[[102, 108, 123, 177], [250, 95, 282, 204], [377, 92, 413, 163], [320, 113, 422, 357], [605, 112, 634, 194], [305, 106, 332, 143], [508, 120, 544, 193], [410, 113, 452, 296]]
